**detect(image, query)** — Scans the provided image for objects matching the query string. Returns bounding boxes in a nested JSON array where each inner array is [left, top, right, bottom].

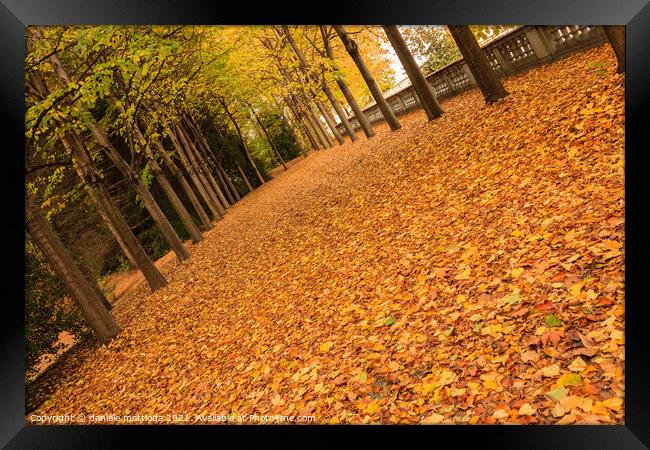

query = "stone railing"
[[335, 25, 607, 133]]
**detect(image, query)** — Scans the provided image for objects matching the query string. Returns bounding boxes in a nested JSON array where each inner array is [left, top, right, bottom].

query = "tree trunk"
[[220, 99, 266, 185], [333, 25, 401, 131], [447, 25, 509, 104], [603, 25, 625, 73], [236, 163, 253, 193], [321, 80, 357, 141], [26, 197, 121, 344], [316, 100, 345, 145], [165, 125, 223, 221], [383, 26, 444, 121], [320, 25, 374, 138], [252, 109, 288, 170]]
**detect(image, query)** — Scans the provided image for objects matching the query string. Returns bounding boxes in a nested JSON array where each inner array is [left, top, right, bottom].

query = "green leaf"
[[545, 386, 567, 401], [384, 316, 396, 326], [544, 314, 563, 327], [503, 289, 521, 306]]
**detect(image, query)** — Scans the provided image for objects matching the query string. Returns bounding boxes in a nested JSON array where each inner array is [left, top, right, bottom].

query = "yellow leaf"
[[271, 395, 285, 406], [387, 361, 400, 372], [511, 267, 524, 279], [492, 409, 508, 419], [518, 403, 536, 416], [551, 404, 566, 417], [320, 342, 333, 352], [365, 401, 381, 414], [567, 357, 587, 372], [448, 387, 466, 397], [556, 373, 582, 387], [372, 342, 386, 351], [541, 364, 561, 377], [602, 397, 623, 412]]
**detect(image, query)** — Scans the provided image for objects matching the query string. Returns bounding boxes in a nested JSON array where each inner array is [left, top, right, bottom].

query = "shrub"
[[25, 238, 91, 378]]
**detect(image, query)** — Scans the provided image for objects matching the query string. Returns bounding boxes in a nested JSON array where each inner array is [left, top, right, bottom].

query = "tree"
[[382, 26, 443, 121], [334, 25, 401, 131], [26, 196, 121, 344], [447, 26, 509, 104], [603, 26, 625, 74]]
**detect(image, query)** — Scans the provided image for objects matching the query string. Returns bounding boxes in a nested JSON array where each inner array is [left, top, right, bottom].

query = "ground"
[[30, 44, 624, 425]]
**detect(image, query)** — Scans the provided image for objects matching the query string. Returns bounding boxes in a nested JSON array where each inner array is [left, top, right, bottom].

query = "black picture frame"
[[2, 0, 648, 447]]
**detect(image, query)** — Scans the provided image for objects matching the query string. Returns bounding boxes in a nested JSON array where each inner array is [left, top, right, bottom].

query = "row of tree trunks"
[[316, 100, 345, 145], [383, 26, 444, 121], [64, 134, 168, 291], [236, 163, 254, 192], [321, 80, 356, 141], [175, 123, 228, 213], [183, 115, 238, 204], [280, 108, 309, 157], [26, 197, 121, 343], [282, 26, 350, 144], [333, 25, 402, 132], [166, 123, 224, 221], [219, 98, 266, 186], [251, 108, 288, 171], [150, 134, 213, 232], [111, 99, 204, 244], [320, 25, 375, 139], [182, 116, 232, 208], [220, 163, 242, 202], [266, 33, 334, 150], [200, 123, 243, 202], [213, 163, 237, 204], [286, 96, 321, 151], [306, 101, 333, 148]]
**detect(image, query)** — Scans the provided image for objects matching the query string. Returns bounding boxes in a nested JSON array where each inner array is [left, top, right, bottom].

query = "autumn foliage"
[[31, 44, 624, 425]]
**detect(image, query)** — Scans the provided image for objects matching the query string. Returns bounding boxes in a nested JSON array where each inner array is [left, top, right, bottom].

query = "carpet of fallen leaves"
[[32, 44, 624, 425]]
